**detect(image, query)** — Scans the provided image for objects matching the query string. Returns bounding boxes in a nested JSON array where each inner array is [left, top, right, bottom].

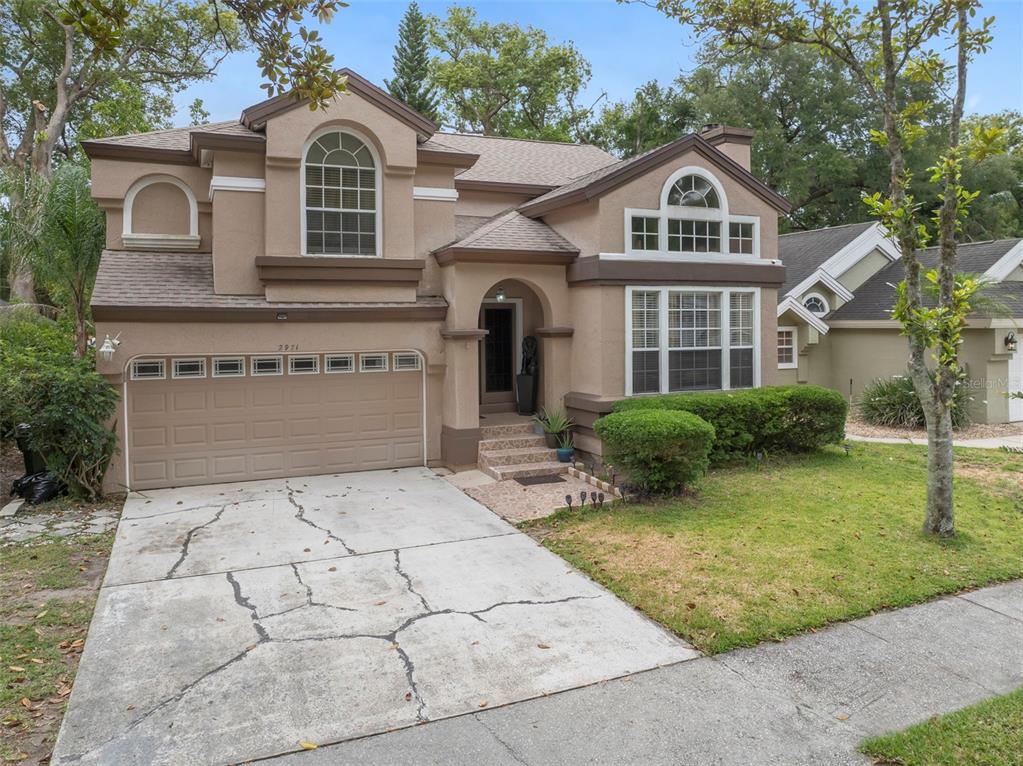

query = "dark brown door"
[[480, 305, 515, 407]]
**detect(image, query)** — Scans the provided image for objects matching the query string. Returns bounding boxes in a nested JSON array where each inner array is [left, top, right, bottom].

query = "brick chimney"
[[700, 124, 754, 171]]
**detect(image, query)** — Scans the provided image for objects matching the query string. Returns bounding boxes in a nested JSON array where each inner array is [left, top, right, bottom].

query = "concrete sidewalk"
[[265, 580, 1023, 766], [848, 432, 1023, 449]]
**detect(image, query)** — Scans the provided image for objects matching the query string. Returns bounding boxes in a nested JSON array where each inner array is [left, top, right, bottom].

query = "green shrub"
[[613, 386, 847, 463], [0, 315, 118, 499], [594, 409, 715, 495], [858, 375, 972, 430]]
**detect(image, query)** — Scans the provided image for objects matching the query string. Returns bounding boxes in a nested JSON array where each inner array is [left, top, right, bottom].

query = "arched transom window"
[[625, 168, 758, 258], [304, 131, 378, 256]]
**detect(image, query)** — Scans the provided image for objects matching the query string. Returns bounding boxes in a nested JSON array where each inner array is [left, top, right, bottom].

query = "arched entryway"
[[478, 279, 547, 416]]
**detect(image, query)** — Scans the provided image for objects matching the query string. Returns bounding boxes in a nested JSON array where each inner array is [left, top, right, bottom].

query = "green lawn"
[[522, 443, 1023, 654], [861, 687, 1023, 766], [0, 531, 115, 764]]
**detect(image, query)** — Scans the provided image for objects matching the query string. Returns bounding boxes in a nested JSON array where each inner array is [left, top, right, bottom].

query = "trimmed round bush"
[[594, 409, 715, 495], [858, 375, 972, 430], [613, 385, 847, 463]]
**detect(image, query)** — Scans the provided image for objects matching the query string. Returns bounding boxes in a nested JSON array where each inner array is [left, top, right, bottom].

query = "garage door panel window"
[[359, 353, 388, 372], [172, 358, 206, 379], [325, 354, 355, 374], [627, 287, 760, 395], [213, 357, 245, 377], [392, 352, 421, 371], [131, 359, 165, 380], [251, 356, 283, 376], [288, 355, 320, 375]]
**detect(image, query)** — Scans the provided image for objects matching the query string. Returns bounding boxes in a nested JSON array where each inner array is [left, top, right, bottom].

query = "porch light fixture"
[[494, 286, 506, 302], [98, 333, 121, 362], [1006, 332, 1018, 353]]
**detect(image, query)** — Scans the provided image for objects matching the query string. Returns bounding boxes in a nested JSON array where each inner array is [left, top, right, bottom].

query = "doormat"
[[515, 475, 566, 486]]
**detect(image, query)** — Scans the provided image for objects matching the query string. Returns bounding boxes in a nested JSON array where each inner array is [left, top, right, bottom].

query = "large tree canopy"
[[428, 6, 595, 140]]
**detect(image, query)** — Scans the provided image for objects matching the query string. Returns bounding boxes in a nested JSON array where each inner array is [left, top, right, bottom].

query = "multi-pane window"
[[729, 222, 755, 254], [630, 290, 660, 394], [631, 216, 659, 251], [359, 353, 388, 372], [305, 131, 377, 256], [288, 355, 319, 375], [777, 328, 797, 368], [172, 358, 206, 379], [667, 174, 720, 208], [803, 294, 829, 316], [325, 354, 355, 373], [668, 219, 722, 253], [393, 352, 422, 371], [729, 293, 755, 389], [213, 357, 245, 377], [251, 356, 283, 376], [628, 288, 759, 395], [131, 359, 165, 380]]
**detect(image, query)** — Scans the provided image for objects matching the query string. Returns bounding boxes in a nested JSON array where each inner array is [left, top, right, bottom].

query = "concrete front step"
[[482, 460, 569, 481], [479, 422, 537, 439], [478, 435, 547, 452], [480, 446, 559, 467]]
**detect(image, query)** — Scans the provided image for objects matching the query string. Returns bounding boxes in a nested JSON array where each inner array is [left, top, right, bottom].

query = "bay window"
[[626, 286, 760, 395]]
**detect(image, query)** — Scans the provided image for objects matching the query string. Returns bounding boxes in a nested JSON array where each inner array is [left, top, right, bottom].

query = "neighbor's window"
[[305, 131, 377, 256], [777, 327, 797, 369], [172, 358, 206, 379], [729, 222, 755, 255], [213, 357, 245, 377], [630, 216, 659, 251], [251, 356, 283, 376], [668, 219, 721, 253], [629, 287, 759, 395], [392, 352, 421, 371], [803, 293, 830, 317], [667, 174, 720, 208], [288, 355, 320, 375], [131, 359, 165, 380], [359, 353, 388, 372], [325, 354, 355, 373]]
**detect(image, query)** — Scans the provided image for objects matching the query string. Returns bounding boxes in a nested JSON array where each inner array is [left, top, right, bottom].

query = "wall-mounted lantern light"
[[1006, 332, 1018, 353], [98, 333, 121, 362], [494, 286, 506, 302]]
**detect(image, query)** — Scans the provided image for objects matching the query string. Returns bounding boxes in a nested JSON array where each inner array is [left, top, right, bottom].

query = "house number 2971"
[[277, 344, 300, 351]]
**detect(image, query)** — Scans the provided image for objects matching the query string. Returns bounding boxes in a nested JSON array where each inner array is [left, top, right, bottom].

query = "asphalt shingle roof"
[[85, 120, 261, 151], [778, 222, 876, 294], [91, 252, 447, 310], [442, 210, 578, 253], [829, 239, 1023, 320]]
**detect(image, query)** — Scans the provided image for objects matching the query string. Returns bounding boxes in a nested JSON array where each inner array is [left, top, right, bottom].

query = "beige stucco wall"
[[131, 183, 190, 235], [543, 202, 600, 256], [454, 189, 532, 217]]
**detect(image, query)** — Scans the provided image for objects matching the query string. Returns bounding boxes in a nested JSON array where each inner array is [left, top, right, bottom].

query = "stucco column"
[[440, 331, 485, 468], [537, 329, 573, 413]]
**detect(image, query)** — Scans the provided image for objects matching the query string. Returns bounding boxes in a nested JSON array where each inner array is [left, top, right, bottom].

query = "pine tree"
[[385, 1, 440, 123]]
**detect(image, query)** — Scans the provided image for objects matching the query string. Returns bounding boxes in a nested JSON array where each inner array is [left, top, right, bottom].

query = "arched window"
[[667, 175, 720, 208], [803, 293, 830, 316], [304, 131, 378, 256]]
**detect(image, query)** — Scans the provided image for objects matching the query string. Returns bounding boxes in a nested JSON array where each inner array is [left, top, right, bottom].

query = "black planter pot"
[[516, 373, 538, 415], [544, 431, 559, 449]]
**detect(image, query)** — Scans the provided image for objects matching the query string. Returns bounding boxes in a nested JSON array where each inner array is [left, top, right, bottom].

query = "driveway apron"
[[51, 467, 696, 765]]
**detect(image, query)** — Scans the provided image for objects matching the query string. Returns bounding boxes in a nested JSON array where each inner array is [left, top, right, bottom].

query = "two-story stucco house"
[[83, 69, 790, 491]]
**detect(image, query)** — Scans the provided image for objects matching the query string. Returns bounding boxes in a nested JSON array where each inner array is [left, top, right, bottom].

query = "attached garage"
[[124, 351, 424, 490]]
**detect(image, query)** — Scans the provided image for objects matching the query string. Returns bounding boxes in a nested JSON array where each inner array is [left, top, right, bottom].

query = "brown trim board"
[[92, 304, 448, 323], [435, 248, 578, 266], [418, 148, 479, 169], [567, 256, 786, 287], [255, 256, 426, 284]]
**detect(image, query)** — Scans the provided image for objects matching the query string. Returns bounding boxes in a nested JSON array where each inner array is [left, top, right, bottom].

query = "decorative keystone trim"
[[413, 186, 459, 202], [209, 176, 266, 198]]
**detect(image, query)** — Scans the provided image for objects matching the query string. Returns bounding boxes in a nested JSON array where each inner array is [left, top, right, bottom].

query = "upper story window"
[[624, 167, 759, 259], [304, 131, 378, 256], [802, 293, 830, 317]]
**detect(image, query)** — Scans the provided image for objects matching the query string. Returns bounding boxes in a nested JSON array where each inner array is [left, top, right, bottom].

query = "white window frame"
[[359, 353, 389, 373], [130, 359, 166, 381], [392, 352, 422, 371], [777, 326, 798, 369], [212, 357, 246, 377], [325, 354, 355, 374], [624, 285, 762, 396], [802, 292, 831, 317], [172, 358, 206, 379], [620, 167, 761, 262], [300, 126, 382, 258], [251, 355, 283, 376], [288, 355, 320, 375]]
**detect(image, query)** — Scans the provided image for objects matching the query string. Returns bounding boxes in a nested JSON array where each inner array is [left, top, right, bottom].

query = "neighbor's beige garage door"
[[126, 353, 423, 490]]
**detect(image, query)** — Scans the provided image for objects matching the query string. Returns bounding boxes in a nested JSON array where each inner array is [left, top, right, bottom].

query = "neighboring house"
[[82, 69, 791, 491], [776, 222, 1023, 424]]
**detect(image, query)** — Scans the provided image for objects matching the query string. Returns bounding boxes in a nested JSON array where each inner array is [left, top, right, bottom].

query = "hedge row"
[[611, 385, 847, 464]]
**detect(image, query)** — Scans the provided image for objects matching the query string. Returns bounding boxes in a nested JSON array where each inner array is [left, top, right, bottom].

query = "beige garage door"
[[126, 352, 424, 490]]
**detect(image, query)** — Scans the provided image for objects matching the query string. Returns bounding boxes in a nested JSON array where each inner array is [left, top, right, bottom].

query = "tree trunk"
[[9, 262, 35, 303], [75, 302, 88, 359], [923, 403, 955, 536]]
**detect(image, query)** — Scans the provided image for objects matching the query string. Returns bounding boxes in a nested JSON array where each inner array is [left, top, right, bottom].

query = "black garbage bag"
[[11, 472, 66, 505]]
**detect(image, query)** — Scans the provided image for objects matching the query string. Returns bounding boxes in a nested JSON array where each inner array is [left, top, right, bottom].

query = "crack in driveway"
[[165, 504, 228, 579], [285, 481, 356, 555]]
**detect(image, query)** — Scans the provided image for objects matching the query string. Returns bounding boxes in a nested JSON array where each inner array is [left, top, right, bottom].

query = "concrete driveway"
[[52, 468, 696, 765]]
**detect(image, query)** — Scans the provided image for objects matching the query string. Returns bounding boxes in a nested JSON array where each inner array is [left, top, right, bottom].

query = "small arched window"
[[803, 293, 830, 316], [667, 175, 720, 208], [305, 131, 377, 256]]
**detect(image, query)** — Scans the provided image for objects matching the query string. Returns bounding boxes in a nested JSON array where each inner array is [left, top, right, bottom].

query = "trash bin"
[[14, 423, 46, 475]]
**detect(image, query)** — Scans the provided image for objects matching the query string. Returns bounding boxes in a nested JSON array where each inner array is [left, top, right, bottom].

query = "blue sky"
[[176, 0, 1023, 126]]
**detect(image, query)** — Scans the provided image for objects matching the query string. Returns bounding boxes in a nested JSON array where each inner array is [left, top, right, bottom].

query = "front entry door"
[[481, 305, 516, 409]]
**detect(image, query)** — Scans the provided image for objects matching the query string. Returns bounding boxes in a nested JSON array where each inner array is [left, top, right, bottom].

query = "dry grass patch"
[[522, 443, 1023, 654]]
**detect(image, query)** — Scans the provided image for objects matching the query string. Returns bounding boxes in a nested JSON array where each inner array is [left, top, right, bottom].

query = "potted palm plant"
[[533, 407, 573, 449], [555, 432, 575, 463]]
